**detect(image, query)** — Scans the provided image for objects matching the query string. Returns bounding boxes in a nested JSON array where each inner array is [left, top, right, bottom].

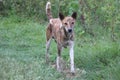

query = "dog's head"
[[59, 12, 77, 34]]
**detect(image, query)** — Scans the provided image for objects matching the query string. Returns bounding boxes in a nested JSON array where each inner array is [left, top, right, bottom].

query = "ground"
[[0, 16, 120, 80]]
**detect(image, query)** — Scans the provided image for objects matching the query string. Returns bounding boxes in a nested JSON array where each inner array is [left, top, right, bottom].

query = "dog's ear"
[[71, 12, 77, 19], [59, 13, 64, 21]]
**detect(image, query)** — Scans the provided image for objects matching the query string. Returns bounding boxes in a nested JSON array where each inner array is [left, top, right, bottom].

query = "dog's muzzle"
[[68, 29, 72, 33]]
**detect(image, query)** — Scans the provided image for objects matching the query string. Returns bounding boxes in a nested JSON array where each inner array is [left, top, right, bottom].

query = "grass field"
[[0, 16, 120, 80]]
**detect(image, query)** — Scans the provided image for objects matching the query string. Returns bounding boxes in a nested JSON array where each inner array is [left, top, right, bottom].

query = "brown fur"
[[45, 2, 77, 74]]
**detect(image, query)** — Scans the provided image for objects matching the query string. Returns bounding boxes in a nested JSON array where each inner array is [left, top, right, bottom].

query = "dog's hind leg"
[[46, 24, 52, 64], [46, 38, 51, 64]]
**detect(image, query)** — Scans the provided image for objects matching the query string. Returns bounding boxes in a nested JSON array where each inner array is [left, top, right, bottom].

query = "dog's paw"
[[71, 71, 75, 76], [57, 68, 62, 73]]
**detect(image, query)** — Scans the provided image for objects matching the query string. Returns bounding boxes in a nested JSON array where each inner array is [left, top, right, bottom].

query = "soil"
[[50, 61, 86, 78]]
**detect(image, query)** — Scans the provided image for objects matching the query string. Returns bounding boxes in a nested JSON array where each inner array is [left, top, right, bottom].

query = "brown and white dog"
[[45, 2, 77, 74]]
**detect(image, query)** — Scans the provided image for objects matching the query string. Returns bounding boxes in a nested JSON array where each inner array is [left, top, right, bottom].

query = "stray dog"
[[45, 2, 77, 74]]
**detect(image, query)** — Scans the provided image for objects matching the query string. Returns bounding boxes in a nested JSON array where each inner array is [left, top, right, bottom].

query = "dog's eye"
[[64, 23, 68, 25], [72, 22, 74, 25]]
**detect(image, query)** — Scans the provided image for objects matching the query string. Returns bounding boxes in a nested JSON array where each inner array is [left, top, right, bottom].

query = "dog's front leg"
[[56, 43, 62, 72], [69, 41, 75, 74]]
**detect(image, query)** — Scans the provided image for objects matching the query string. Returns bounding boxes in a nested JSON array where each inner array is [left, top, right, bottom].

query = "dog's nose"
[[68, 29, 72, 33]]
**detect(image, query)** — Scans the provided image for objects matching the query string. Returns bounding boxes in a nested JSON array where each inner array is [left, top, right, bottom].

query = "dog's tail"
[[46, 2, 53, 20]]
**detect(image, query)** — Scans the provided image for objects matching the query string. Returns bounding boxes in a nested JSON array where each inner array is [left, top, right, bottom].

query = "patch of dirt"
[[50, 61, 86, 78], [63, 68, 86, 78]]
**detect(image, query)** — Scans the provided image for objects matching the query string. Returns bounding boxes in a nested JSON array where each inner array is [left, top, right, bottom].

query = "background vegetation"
[[0, 0, 120, 80]]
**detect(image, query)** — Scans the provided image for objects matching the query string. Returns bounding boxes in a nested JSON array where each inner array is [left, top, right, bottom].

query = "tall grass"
[[0, 16, 120, 80]]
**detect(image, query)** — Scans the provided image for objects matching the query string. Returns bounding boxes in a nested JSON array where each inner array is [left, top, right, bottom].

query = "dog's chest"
[[62, 35, 74, 48], [54, 30, 74, 48], [62, 40, 70, 48]]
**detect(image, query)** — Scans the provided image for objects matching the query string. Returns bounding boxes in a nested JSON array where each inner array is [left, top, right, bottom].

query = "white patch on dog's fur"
[[46, 2, 51, 12], [59, 19, 63, 28], [49, 19, 53, 24]]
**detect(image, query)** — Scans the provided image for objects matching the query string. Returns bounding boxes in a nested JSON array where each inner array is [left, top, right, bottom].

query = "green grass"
[[0, 16, 120, 80]]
